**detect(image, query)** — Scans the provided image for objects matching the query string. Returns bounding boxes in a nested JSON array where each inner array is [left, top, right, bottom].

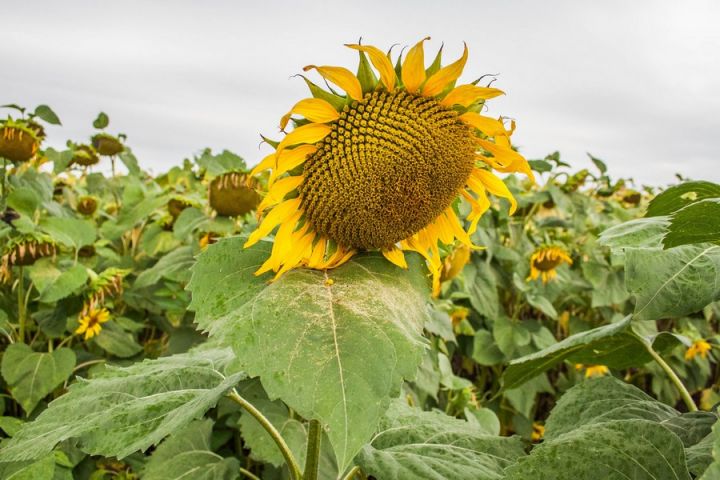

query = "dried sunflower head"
[[0, 118, 41, 164], [76, 195, 99, 216], [91, 133, 124, 156], [71, 143, 100, 167], [247, 38, 533, 294], [208, 172, 262, 217]]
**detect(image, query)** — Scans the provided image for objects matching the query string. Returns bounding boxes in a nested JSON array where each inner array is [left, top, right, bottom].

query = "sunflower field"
[[1, 41, 720, 480]]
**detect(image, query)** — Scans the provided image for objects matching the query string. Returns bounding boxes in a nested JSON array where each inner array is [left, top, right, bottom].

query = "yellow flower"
[[685, 340, 712, 361], [247, 38, 533, 295], [450, 306, 470, 327], [531, 422, 545, 441], [528, 246, 573, 283], [575, 363, 609, 378], [75, 307, 110, 340]]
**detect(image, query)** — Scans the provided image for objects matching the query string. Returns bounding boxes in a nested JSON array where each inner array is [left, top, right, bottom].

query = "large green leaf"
[[0, 347, 243, 462], [142, 420, 239, 480], [355, 400, 525, 480], [504, 419, 691, 479], [134, 246, 194, 288], [501, 316, 650, 390], [463, 260, 499, 320], [0, 453, 56, 480], [39, 218, 95, 250], [37, 264, 88, 303], [627, 244, 720, 320], [598, 216, 667, 250], [646, 181, 720, 217], [700, 415, 720, 480], [544, 376, 678, 440], [664, 199, 720, 248], [0, 344, 76, 415], [188, 238, 430, 471]]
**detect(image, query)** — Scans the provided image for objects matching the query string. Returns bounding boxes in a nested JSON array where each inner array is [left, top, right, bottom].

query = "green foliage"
[[189, 240, 430, 470], [2, 106, 720, 479]]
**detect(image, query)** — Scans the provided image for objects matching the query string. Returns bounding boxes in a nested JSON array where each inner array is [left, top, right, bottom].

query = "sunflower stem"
[[227, 389, 303, 480], [17, 265, 26, 343], [644, 340, 697, 411], [239, 467, 261, 480], [341, 466, 361, 480], [304, 419, 322, 480]]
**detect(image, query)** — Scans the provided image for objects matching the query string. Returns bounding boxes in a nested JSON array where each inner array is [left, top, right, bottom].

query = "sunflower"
[[75, 307, 110, 340], [208, 172, 262, 217], [575, 364, 609, 379], [685, 339, 712, 361], [528, 245, 572, 283], [0, 118, 41, 164], [246, 38, 533, 294]]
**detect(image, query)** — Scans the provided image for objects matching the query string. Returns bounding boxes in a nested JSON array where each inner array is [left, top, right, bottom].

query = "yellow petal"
[[471, 169, 517, 214], [401, 37, 430, 93], [270, 144, 316, 185], [277, 123, 331, 154], [245, 198, 302, 247], [460, 112, 507, 137], [440, 84, 504, 107], [476, 138, 535, 181], [381, 246, 408, 269], [303, 65, 363, 101], [280, 98, 340, 131], [422, 43, 468, 97], [345, 44, 396, 92], [250, 152, 277, 177], [257, 175, 303, 214]]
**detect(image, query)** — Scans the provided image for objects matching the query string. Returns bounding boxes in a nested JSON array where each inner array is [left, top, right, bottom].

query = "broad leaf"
[[598, 216, 667, 250], [33, 105, 61, 126], [627, 244, 720, 320], [355, 401, 525, 480], [0, 347, 243, 462], [142, 420, 239, 480], [646, 181, 720, 217], [189, 238, 430, 471], [700, 414, 720, 480], [134, 246, 194, 288], [39, 218, 95, 250], [37, 264, 88, 303], [0, 453, 56, 480], [664, 199, 720, 248], [93, 322, 143, 358], [505, 419, 691, 479], [501, 316, 650, 390], [1, 344, 75, 415], [544, 376, 678, 440]]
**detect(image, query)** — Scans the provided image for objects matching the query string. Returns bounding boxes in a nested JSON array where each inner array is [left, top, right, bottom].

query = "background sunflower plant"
[[0, 42, 720, 480]]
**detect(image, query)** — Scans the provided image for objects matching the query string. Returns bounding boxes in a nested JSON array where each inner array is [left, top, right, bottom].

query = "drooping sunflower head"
[[75, 307, 110, 340], [247, 39, 534, 294], [528, 245, 573, 284], [0, 235, 57, 283], [76, 195, 99, 216], [208, 171, 262, 217], [71, 143, 100, 167], [0, 118, 42, 164], [91, 133, 124, 157]]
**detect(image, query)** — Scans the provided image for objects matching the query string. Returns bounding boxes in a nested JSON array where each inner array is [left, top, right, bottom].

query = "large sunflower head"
[[0, 118, 42, 164], [528, 245, 573, 283], [246, 39, 534, 294]]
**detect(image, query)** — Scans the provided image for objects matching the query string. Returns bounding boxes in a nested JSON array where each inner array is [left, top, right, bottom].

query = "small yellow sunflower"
[[531, 422, 545, 441], [528, 246, 572, 283], [75, 307, 110, 340], [685, 339, 712, 361], [575, 364, 609, 379], [247, 38, 533, 294]]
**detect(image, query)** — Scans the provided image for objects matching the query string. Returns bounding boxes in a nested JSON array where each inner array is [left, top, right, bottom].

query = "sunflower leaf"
[[355, 400, 525, 480], [188, 237, 431, 471], [0, 347, 243, 462], [0, 344, 76, 415], [142, 419, 240, 480]]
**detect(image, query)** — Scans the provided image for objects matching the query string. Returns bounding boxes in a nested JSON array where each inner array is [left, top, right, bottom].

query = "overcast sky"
[[3, 1, 719, 186]]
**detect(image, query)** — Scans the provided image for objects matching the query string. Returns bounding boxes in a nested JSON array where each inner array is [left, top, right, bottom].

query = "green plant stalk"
[[239, 467, 261, 480], [227, 389, 302, 480], [644, 341, 698, 412], [17, 266, 26, 343], [304, 419, 322, 480], [341, 466, 361, 480], [1, 156, 7, 210]]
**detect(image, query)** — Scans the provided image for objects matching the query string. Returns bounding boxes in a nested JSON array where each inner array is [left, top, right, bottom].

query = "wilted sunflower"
[[0, 118, 41, 164], [247, 38, 533, 294], [1, 237, 56, 282], [71, 143, 100, 167], [75, 307, 110, 340], [528, 245, 572, 283], [91, 133, 124, 156], [209, 172, 262, 217], [76, 195, 99, 216]]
